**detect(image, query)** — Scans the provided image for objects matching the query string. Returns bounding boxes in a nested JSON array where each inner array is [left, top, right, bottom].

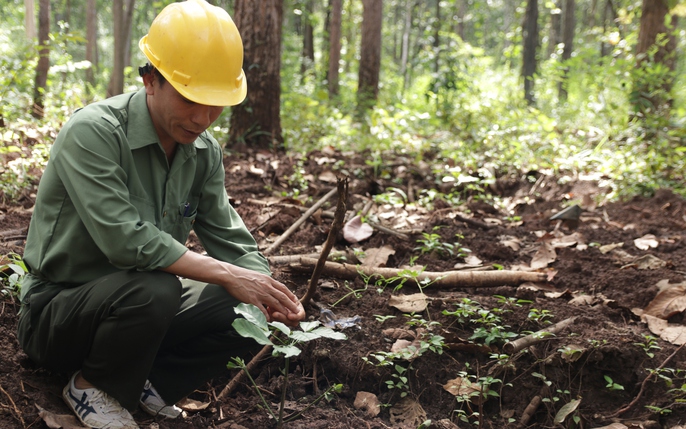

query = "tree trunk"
[[123, 0, 135, 69], [300, 0, 315, 81], [357, 0, 383, 115], [633, 0, 678, 115], [558, 0, 575, 101], [25, 0, 36, 40], [107, 0, 125, 97], [547, 0, 561, 57], [85, 0, 97, 89], [229, 0, 283, 150], [433, 0, 440, 74], [32, 0, 50, 119], [400, 0, 412, 91], [521, 0, 539, 105], [600, 0, 618, 57], [328, 0, 342, 97], [455, 0, 466, 41]]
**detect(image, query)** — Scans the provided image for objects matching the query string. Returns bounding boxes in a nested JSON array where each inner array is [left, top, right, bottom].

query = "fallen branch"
[[603, 341, 686, 419], [503, 316, 577, 354], [291, 258, 547, 288], [268, 251, 349, 266], [263, 187, 338, 256], [0, 383, 25, 428], [367, 220, 410, 241], [217, 345, 272, 400]]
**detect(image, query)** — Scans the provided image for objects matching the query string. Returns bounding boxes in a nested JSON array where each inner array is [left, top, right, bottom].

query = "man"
[[17, 1, 305, 428]]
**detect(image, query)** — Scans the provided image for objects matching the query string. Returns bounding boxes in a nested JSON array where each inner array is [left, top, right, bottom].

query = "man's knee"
[[114, 271, 183, 319]]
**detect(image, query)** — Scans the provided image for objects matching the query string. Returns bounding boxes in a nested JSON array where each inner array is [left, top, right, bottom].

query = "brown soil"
[[1, 147, 686, 429]]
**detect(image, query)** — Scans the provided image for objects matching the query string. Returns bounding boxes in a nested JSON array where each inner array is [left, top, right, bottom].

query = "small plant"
[[374, 314, 396, 324], [634, 334, 661, 358], [385, 364, 410, 398], [228, 303, 347, 427], [1, 253, 26, 299], [527, 308, 554, 325], [604, 375, 625, 391], [414, 227, 470, 259]]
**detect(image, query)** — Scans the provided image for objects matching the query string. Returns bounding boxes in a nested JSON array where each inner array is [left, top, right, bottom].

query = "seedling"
[[604, 375, 624, 391], [228, 303, 347, 427], [634, 334, 661, 358], [1, 253, 26, 299]]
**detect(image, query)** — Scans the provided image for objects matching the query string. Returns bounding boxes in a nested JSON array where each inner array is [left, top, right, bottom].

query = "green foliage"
[[1, 253, 26, 299], [229, 303, 346, 426]]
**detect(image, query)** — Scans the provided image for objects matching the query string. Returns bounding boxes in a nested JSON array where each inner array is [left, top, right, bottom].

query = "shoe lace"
[[88, 389, 133, 419]]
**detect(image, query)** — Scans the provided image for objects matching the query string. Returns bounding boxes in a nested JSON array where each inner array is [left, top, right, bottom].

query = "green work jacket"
[[20, 88, 270, 304]]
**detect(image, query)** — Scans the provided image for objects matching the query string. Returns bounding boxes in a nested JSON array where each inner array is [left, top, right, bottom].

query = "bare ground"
[[1, 147, 686, 429]]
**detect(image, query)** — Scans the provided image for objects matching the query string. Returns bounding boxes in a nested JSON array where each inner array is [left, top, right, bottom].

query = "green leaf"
[[289, 330, 323, 342], [269, 321, 291, 336], [274, 344, 301, 358], [299, 320, 321, 332], [308, 327, 347, 340], [234, 303, 268, 330], [232, 318, 272, 346]]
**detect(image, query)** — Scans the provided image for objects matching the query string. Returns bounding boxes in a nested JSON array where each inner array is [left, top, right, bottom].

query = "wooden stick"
[[218, 180, 348, 400], [367, 220, 410, 241], [217, 345, 272, 400], [262, 187, 338, 256], [503, 316, 577, 354], [267, 251, 348, 266], [0, 383, 25, 428], [300, 179, 348, 307], [291, 258, 547, 288]]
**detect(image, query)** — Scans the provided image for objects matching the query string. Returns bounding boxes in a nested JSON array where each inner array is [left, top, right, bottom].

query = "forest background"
[[0, 0, 685, 208]]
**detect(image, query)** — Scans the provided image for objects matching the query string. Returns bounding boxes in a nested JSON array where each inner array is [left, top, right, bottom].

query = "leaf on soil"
[[643, 314, 686, 345], [620, 254, 666, 270], [559, 344, 586, 362], [442, 377, 485, 404], [358, 245, 395, 267], [389, 293, 428, 313], [499, 235, 522, 251], [634, 234, 658, 250], [599, 242, 623, 254], [554, 398, 581, 424], [318, 170, 338, 184], [454, 255, 483, 269], [568, 293, 598, 306], [641, 285, 686, 319], [531, 241, 556, 269], [550, 231, 586, 248], [36, 404, 87, 429], [178, 397, 210, 411], [590, 423, 628, 429], [389, 397, 427, 429], [518, 282, 561, 294], [354, 391, 381, 417], [342, 215, 373, 243]]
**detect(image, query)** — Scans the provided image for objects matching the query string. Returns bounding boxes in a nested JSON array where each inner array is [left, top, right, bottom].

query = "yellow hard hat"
[[139, 0, 247, 106]]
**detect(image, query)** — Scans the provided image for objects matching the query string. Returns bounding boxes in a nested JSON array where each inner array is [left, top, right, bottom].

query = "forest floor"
[[1, 146, 686, 429]]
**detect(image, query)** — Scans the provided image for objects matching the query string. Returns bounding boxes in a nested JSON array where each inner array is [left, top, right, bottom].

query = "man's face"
[[144, 73, 224, 147]]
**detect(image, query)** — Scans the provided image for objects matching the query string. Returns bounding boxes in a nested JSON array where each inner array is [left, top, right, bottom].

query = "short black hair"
[[138, 63, 166, 86]]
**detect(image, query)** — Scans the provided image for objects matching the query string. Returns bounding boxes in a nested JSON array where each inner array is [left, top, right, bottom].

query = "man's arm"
[[161, 251, 304, 324]]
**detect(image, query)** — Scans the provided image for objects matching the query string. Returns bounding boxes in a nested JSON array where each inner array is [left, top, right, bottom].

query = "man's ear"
[[142, 72, 155, 95]]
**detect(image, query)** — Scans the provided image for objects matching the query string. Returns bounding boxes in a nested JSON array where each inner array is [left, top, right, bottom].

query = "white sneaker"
[[139, 380, 183, 419], [62, 372, 139, 429]]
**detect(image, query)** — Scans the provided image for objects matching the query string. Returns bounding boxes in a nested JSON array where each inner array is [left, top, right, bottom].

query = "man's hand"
[[162, 250, 306, 325]]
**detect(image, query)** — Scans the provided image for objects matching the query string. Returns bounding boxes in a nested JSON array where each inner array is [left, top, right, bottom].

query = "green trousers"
[[17, 270, 259, 411]]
